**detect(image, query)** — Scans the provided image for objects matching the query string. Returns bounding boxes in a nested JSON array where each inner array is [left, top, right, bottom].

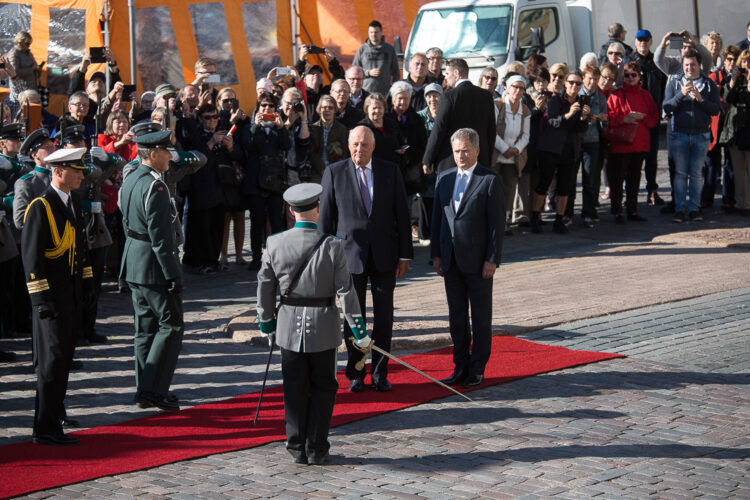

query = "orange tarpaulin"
[[6, 0, 433, 109]]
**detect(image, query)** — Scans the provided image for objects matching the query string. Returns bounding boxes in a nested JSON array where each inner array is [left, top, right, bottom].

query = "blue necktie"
[[453, 173, 467, 206]]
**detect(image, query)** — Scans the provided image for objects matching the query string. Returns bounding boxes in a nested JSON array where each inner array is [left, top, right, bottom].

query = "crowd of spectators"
[[2, 18, 750, 364]]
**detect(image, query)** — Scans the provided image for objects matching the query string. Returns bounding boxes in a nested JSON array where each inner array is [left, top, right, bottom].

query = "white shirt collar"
[[354, 159, 372, 171], [51, 183, 70, 207], [457, 163, 477, 176]]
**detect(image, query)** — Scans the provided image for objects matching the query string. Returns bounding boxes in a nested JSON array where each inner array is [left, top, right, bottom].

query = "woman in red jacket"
[[97, 110, 137, 161], [606, 61, 659, 223]]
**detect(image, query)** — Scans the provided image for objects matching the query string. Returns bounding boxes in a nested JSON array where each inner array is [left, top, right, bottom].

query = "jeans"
[[669, 131, 710, 214]]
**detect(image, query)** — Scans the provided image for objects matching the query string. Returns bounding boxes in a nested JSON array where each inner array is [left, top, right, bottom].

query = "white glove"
[[90, 146, 108, 162], [354, 334, 372, 350], [264, 332, 276, 346]]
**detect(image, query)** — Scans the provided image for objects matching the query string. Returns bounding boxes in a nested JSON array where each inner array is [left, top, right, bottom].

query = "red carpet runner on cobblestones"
[[0, 337, 623, 498]]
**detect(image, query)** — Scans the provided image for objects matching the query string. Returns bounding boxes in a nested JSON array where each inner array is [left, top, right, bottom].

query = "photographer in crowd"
[[241, 93, 290, 271]]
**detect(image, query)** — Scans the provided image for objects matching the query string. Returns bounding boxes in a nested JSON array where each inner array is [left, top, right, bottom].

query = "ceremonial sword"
[[355, 343, 473, 402]]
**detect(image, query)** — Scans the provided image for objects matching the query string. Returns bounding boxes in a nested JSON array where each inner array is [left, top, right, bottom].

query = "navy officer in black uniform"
[[21, 147, 94, 445]]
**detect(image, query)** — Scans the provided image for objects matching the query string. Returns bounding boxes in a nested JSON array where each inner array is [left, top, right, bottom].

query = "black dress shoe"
[[70, 360, 83, 370], [307, 452, 330, 465], [293, 454, 307, 464], [136, 392, 180, 411], [371, 379, 392, 392], [440, 369, 468, 385], [348, 378, 365, 393], [32, 433, 79, 446], [166, 392, 179, 403], [247, 260, 262, 271], [59, 418, 80, 428], [627, 213, 647, 222], [88, 332, 108, 343], [76, 336, 90, 347], [462, 373, 484, 387]]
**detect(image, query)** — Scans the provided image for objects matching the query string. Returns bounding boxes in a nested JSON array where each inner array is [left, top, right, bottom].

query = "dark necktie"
[[66, 196, 75, 220], [358, 167, 372, 214]]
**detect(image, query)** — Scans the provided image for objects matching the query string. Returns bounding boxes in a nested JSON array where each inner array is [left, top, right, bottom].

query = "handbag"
[[258, 154, 288, 194], [602, 122, 639, 144], [602, 97, 639, 144], [217, 163, 240, 186]]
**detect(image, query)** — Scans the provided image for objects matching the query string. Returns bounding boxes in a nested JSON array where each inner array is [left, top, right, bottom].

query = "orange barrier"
[[6, 0, 432, 110]]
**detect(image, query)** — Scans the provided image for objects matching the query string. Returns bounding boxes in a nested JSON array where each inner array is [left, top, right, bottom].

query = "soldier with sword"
[[256, 182, 371, 465]]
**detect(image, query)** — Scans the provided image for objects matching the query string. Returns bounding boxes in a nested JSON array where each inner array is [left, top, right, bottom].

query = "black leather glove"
[[38, 303, 58, 320], [84, 289, 97, 308], [167, 279, 183, 295]]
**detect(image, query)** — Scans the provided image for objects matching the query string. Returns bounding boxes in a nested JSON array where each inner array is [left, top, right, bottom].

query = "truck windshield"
[[407, 5, 512, 60]]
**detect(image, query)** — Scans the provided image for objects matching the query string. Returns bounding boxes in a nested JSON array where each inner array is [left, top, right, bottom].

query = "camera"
[[89, 47, 107, 63], [576, 94, 591, 107], [291, 98, 305, 114], [298, 161, 313, 182], [307, 45, 326, 55], [230, 98, 239, 112], [540, 90, 552, 98]]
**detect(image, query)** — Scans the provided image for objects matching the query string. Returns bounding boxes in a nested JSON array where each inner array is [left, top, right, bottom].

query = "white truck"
[[400, 0, 749, 81]]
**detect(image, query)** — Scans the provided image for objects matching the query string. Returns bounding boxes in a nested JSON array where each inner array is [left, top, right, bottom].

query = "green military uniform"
[[256, 183, 370, 465], [119, 131, 183, 411]]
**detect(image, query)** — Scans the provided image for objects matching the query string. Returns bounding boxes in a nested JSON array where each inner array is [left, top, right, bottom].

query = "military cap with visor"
[[0, 123, 25, 140], [283, 182, 323, 212], [20, 128, 52, 156], [44, 147, 89, 170], [130, 121, 163, 137], [59, 124, 87, 145], [133, 130, 175, 150]]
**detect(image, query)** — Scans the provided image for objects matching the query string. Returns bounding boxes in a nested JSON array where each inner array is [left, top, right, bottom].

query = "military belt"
[[280, 296, 334, 307], [126, 228, 150, 242]]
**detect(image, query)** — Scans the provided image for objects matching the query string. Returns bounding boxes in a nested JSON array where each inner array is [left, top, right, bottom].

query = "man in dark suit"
[[320, 125, 413, 393], [431, 128, 504, 388], [21, 147, 94, 445], [422, 58, 496, 174]]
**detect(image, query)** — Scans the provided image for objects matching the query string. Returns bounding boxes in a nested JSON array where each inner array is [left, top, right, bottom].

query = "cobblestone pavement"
[[2, 154, 750, 497], [10, 289, 749, 499]]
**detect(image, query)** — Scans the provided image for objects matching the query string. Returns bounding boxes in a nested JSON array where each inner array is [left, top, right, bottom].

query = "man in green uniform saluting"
[[120, 130, 183, 411]]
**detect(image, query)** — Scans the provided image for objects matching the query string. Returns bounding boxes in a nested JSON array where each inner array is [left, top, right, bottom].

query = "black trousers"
[[608, 152, 644, 215], [248, 194, 284, 262], [32, 300, 79, 435], [343, 251, 396, 383], [443, 256, 493, 376], [81, 246, 106, 338], [280, 347, 338, 461], [183, 204, 225, 267], [0, 255, 17, 337]]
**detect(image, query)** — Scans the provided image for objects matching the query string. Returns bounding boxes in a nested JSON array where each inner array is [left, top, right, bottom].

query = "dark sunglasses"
[[636, 37, 651, 42], [566, 80, 583, 86], [624, 72, 639, 78], [607, 51, 623, 56]]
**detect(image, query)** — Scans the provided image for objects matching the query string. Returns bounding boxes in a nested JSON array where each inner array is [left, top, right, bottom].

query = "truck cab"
[[404, 0, 586, 82]]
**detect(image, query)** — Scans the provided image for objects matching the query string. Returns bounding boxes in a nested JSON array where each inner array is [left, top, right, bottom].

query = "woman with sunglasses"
[[180, 103, 242, 274], [606, 61, 659, 224], [240, 92, 290, 271], [531, 69, 590, 234], [719, 49, 750, 215], [606, 42, 628, 87], [548, 63, 568, 94]]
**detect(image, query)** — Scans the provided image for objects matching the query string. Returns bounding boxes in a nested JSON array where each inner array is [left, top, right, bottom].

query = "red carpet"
[[0, 337, 623, 498]]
